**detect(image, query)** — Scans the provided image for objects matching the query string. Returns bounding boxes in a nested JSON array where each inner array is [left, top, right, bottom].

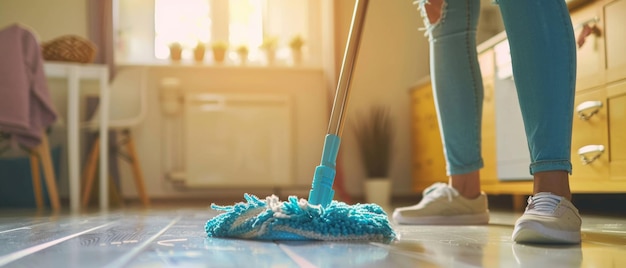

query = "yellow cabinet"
[[410, 80, 447, 192], [410, 0, 626, 195], [607, 81, 626, 180], [570, 88, 609, 183], [570, 1, 605, 90], [569, 0, 626, 86], [604, 0, 626, 83]]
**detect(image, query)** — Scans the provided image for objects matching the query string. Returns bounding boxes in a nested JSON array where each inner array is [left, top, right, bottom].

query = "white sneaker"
[[512, 192, 582, 244], [392, 182, 489, 225]]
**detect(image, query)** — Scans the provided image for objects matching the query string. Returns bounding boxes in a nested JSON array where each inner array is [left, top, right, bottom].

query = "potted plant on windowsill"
[[260, 36, 278, 65], [235, 45, 249, 65], [193, 41, 206, 63], [353, 105, 394, 207], [169, 42, 182, 62], [289, 35, 304, 65], [211, 41, 228, 64]]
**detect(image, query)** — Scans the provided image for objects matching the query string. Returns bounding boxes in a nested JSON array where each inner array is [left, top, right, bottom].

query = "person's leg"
[[449, 170, 481, 199], [497, 0, 581, 244], [425, 0, 484, 182], [393, 0, 488, 225], [423, 0, 485, 199], [534, 171, 571, 200]]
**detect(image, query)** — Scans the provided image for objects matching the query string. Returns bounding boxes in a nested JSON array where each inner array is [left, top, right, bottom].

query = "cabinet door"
[[607, 82, 626, 180], [411, 83, 447, 192], [570, 1, 605, 90], [604, 0, 626, 83], [570, 88, 609, 182]]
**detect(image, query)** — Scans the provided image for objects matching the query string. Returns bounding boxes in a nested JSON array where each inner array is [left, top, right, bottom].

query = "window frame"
[[115, 0, 325, 67]]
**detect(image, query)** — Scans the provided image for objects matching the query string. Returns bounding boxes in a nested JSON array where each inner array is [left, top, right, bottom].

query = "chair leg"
[[37, 134, 61, 211], [29, 152, 44, 209], [81, 137, 100, 208], [125, 132, 150, 207]]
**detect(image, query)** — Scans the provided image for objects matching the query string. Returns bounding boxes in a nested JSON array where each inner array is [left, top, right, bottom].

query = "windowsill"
[[116, 60, 323, 71]]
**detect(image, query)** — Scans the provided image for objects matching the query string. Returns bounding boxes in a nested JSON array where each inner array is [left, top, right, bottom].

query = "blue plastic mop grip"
[[308, 134, 341, 207]]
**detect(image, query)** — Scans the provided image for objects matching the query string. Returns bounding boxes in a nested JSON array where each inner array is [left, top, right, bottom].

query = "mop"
[[205, 0, 396, 243]]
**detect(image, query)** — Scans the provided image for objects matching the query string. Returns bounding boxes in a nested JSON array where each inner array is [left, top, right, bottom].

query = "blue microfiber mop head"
[[206, 193, 396, 243]]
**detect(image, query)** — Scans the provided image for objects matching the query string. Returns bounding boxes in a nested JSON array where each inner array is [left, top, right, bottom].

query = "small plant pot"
[[238, 51, 249, 65], [213, 48, 226, 64], [291, 48, 302, 65], [265, 49, 276, 65], [194, 47, 205, 62], [169, 46, 182, 61]]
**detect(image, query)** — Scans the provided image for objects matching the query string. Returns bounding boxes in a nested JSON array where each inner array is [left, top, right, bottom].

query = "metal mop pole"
[[308, 0, 369, 207]]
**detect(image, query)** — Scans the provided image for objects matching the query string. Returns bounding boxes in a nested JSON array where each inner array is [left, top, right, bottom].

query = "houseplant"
[[288, 35, 304, 65], [260, 36, 278, 65], [193, 41, 206, 62], [169, 42, 182, 61], [211, 41, 228, 64], [235, 45, 249, 65], [353, 105, 394, 206]]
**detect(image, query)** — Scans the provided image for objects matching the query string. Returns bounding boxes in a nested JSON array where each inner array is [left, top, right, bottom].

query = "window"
[[154, 0, 212, 59], [116, 0, 320, 66]]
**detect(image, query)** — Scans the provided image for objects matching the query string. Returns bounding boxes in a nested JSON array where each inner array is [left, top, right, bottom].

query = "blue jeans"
[[415, 0, 576, 175]]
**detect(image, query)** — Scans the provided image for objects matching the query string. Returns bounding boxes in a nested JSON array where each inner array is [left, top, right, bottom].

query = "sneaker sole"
[[512, 221, 581, 244], [392, 211, 489, 225]]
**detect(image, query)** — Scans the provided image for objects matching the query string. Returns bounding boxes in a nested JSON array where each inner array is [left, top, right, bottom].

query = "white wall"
[[116, 65, 329, 199], [334, 0, 429, 197], [0, 0, 88, 41]]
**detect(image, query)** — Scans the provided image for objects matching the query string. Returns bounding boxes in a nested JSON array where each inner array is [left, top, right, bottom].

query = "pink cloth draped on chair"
[[0, 24, 57, 148]]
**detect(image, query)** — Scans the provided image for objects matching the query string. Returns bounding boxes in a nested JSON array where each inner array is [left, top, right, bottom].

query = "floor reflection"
[[0, 208, 624, 267]]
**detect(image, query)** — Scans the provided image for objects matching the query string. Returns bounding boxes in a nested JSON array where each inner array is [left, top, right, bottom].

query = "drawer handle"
[[576, 17, 601, 48], [575, 17, 600, 31], [578, 144, 605, 165], [576, 100, 603, 120]]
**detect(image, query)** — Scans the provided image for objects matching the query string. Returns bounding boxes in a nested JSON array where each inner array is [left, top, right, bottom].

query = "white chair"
[[81, 67, 150, 207]]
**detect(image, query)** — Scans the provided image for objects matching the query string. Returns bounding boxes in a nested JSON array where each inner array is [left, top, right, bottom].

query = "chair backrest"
[[106, 67, 149, 128]]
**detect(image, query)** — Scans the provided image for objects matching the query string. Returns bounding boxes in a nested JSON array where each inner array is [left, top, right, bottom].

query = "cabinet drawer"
[[571, 88, 609, 181], [604, 0, 626, 83], [570, 1, 605, 90], [573, 89, 608, 139], [607, 82, 626, 180]]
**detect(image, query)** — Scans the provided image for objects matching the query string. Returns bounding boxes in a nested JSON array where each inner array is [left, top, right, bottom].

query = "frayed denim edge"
[[413, 0, 448, 38]]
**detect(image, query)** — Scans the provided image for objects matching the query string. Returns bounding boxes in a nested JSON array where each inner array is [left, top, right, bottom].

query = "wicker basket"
[[41, 35, 97, 63]]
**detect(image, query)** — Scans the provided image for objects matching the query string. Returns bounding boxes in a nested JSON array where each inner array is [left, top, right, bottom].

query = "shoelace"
[[526, 194, 561, 213], [423, 182, 458, 202]]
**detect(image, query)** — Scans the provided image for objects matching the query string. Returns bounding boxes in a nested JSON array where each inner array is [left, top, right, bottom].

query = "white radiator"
[[181, 92, 293, 187]]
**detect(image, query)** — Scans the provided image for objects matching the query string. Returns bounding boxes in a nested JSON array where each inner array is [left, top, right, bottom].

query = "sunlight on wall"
[[154, 0, 265, 60], [228, 0, 263, 49], [154, 0, 212, 59], [118, 0, 316, 65]]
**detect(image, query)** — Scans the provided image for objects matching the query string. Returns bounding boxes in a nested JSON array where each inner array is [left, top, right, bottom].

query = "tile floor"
[[0, 199, 624, 267]]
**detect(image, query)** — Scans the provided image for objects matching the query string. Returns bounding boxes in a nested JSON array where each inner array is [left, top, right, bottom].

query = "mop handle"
[[308, 0, 369, 207], [328, 0, 369, 137]]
